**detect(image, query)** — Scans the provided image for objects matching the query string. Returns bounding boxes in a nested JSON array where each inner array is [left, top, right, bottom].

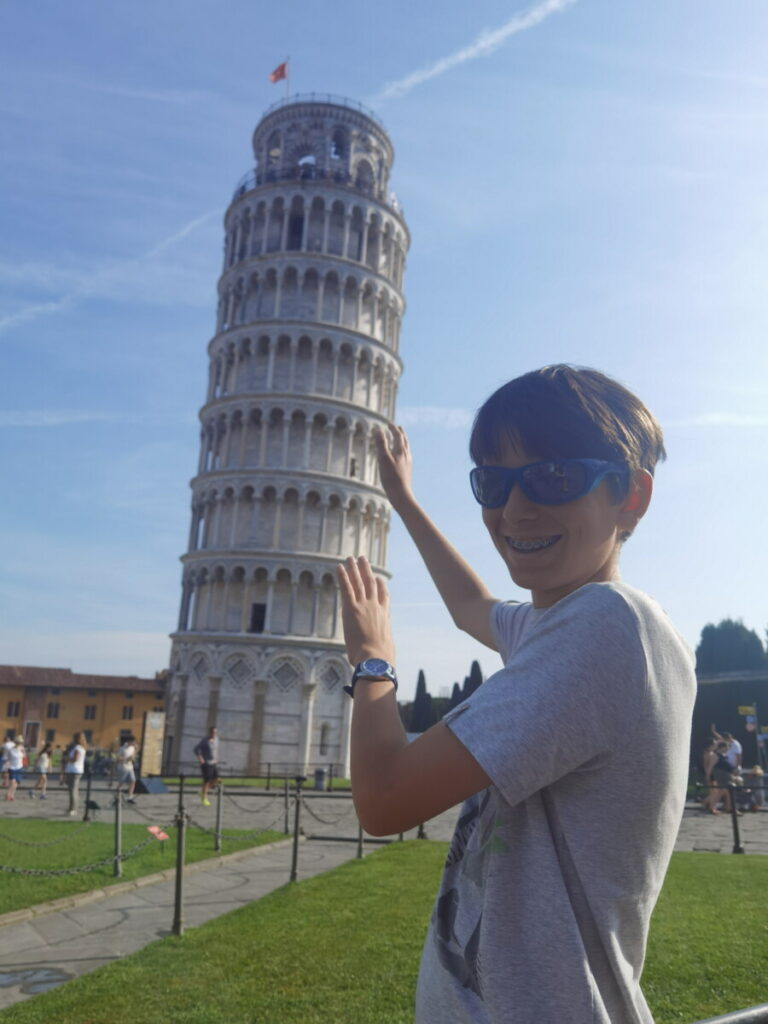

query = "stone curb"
[[0, 836, 297, 930]]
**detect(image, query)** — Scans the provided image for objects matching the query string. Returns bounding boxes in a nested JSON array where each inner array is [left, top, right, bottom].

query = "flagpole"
[[285, 56, 290, 99]]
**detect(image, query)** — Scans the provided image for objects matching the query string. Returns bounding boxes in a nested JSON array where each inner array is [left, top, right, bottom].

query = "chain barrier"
[[0, 824, 174, 877], [223, 791, 280, 814], [300, 796, 356, 827], [186, 813, 284, 842], [0, 820, 94, 848]]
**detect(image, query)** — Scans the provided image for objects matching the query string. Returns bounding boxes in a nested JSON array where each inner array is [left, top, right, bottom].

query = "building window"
[[4, 728, 14, 741], [87, 689, 96, 697], [6, 701, 20, 718], [46, 702, 60, 719], [125, 691, 134, 699], [84, 705, 96, 721], [155, 692, 163, 700], [83, 730, 93, 745], [122, 705, 134, 721], [51, 688, 60, 695], [153, 706, 164, 712], [45, 729, 56, 743], [249, 602, 266, 633]]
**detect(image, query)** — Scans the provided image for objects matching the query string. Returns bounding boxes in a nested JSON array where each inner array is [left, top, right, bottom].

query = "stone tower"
[[165, 94, 409, 776]]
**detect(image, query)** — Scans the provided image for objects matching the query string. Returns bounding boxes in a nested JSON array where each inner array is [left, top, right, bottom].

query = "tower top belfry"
[[165, 94, 409, 778]]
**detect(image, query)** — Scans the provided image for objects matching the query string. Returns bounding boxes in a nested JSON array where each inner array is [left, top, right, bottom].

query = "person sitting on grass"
[[337, 365, 696, 1024]]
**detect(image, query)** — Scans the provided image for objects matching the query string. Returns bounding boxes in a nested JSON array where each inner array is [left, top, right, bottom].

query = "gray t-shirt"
[[415, 581, 696, 1024]]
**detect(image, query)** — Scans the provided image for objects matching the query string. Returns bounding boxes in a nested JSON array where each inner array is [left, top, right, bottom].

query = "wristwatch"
[[344, 658, 398, 698]]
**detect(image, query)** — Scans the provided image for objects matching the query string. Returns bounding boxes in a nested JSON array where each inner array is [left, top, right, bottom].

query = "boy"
[[337, 365, 695, 1023]]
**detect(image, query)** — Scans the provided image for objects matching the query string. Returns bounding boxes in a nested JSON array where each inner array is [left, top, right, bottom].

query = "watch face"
[[361, 658, 390, 675]]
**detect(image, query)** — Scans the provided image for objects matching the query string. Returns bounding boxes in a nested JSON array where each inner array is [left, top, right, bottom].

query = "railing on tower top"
[[231, 165, 403, 216], [260, 93, 386, 130]]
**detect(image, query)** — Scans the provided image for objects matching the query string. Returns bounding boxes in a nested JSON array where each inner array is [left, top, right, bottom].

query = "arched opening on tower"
[[286, 197, 304, 251], [355, 159, 374, 195]]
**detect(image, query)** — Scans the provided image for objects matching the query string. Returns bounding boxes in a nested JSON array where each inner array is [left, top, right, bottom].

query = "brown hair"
[[469, 365, 666, 477]]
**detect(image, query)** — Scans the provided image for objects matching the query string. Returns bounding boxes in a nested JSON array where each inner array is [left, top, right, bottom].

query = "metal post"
[[290, 775, 305, 882], [398, 832, 404, 842], [266, 762, 271, 791], [417, 822, 427, 840], [82, 766, 93, 822], [357, 818, 364, 859], [729, 784, 745, 854], [214, 777, 223, 852], [327, 762, 334, 792], [114, 792, 122, 877], [172, 773, 188, 935]]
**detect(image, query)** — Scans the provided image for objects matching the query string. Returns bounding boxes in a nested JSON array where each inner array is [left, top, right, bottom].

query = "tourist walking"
[[193, 727, 219, 806], [64, 732, 87, 816]]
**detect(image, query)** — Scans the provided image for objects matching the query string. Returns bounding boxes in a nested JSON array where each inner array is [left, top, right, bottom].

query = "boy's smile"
[[481, 439, 648, 608]]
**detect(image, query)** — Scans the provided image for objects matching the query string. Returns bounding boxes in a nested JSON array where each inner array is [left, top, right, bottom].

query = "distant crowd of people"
[[700, 723, 763, 814], [1, 731, 139, 814]]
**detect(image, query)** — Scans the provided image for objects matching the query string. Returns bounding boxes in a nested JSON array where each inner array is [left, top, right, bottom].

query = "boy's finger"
[[356, 556, 377, 599], [343, 556, 365, 600], [375, 575, 389, 607]]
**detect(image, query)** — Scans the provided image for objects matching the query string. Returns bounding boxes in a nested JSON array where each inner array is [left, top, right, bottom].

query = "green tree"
[[410, 670, 436, 732], [447, 682, 463, 712], [462, 660, 483, 698], [695, 619, 768, 674]]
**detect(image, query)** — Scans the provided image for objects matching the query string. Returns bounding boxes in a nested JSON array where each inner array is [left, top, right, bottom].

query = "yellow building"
[[0, 665, 166, 757]]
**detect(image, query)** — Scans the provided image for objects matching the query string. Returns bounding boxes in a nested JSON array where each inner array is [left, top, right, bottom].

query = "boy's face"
[[481, 438, 648, 608]]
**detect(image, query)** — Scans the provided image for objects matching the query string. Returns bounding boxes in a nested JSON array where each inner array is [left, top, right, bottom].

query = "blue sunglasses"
[[470, 458, 629, 508]]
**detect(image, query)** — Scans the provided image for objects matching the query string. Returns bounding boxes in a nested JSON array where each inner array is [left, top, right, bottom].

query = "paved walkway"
[[0, 783, 765, 1011]]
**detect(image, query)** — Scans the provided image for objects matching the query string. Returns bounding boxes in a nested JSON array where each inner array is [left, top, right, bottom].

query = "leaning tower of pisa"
[[165, 94, 409, 776]]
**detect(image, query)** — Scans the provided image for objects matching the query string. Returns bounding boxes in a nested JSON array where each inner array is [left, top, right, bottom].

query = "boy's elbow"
[[353, 787, 411, 837]]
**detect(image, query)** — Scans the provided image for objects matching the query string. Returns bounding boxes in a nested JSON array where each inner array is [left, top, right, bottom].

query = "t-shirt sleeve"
[[443, 585, 648, 808]]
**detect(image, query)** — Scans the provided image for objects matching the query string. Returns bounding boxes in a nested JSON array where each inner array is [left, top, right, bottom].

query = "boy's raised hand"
[[375, 425, 413, 510], [337, 556, 396, 668]]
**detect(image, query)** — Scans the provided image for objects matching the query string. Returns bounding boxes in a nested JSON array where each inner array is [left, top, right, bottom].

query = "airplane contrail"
[[373, 0, 578, 102]]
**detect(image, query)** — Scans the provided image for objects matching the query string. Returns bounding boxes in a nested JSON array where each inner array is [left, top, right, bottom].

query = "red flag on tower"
[[269, 61, 288, 84]]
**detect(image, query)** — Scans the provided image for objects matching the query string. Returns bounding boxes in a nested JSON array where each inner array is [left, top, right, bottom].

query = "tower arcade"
[[165, 95, 409, 775]]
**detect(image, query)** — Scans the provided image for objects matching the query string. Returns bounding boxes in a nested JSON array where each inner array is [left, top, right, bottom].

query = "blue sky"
[[2, 0, 767, 700]]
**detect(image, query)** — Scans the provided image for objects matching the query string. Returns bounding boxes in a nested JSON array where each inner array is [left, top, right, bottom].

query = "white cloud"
[[372, 0, 578, 102], [0, 210, 219, 337], [398, 406, 473, 429], [0, 410, 197, 428]]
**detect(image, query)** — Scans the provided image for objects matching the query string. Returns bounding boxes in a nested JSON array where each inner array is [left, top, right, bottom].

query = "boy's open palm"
[[337, 556, 395, 667], [375, 425, 413, 508]]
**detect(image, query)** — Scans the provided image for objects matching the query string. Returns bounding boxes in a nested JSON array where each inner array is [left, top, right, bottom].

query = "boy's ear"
[[618, 470, 653, 531]]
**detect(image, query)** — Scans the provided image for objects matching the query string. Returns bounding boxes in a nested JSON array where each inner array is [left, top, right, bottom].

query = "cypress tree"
[[411, 670, 436, 732]]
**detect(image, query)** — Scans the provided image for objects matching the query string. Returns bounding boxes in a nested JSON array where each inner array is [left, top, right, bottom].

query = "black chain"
[[0, 820, 94, 847], [300, 797, 356, 827], [186, 813, 284, 842], [0, 825, 174, 877], [223, 792, 280, 814]]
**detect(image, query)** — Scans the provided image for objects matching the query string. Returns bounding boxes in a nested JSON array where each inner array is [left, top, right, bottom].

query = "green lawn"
[[0, 818, 284, 916], [1, 842, 767, 1024]]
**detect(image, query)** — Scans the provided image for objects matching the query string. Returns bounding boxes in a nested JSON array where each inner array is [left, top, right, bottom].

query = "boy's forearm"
[[392, 492, 496, 635]]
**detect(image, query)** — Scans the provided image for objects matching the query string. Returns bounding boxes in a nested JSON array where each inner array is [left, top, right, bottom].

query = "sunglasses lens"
[[521, 461, 591, 503], [471, 468, 512, 507]]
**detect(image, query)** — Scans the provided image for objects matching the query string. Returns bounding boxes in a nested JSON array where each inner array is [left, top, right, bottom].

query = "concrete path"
[[0, 782, 765, 1012]]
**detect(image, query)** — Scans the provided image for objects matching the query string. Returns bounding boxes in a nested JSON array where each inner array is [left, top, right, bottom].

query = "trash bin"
[[314, 768, 325, 791]]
